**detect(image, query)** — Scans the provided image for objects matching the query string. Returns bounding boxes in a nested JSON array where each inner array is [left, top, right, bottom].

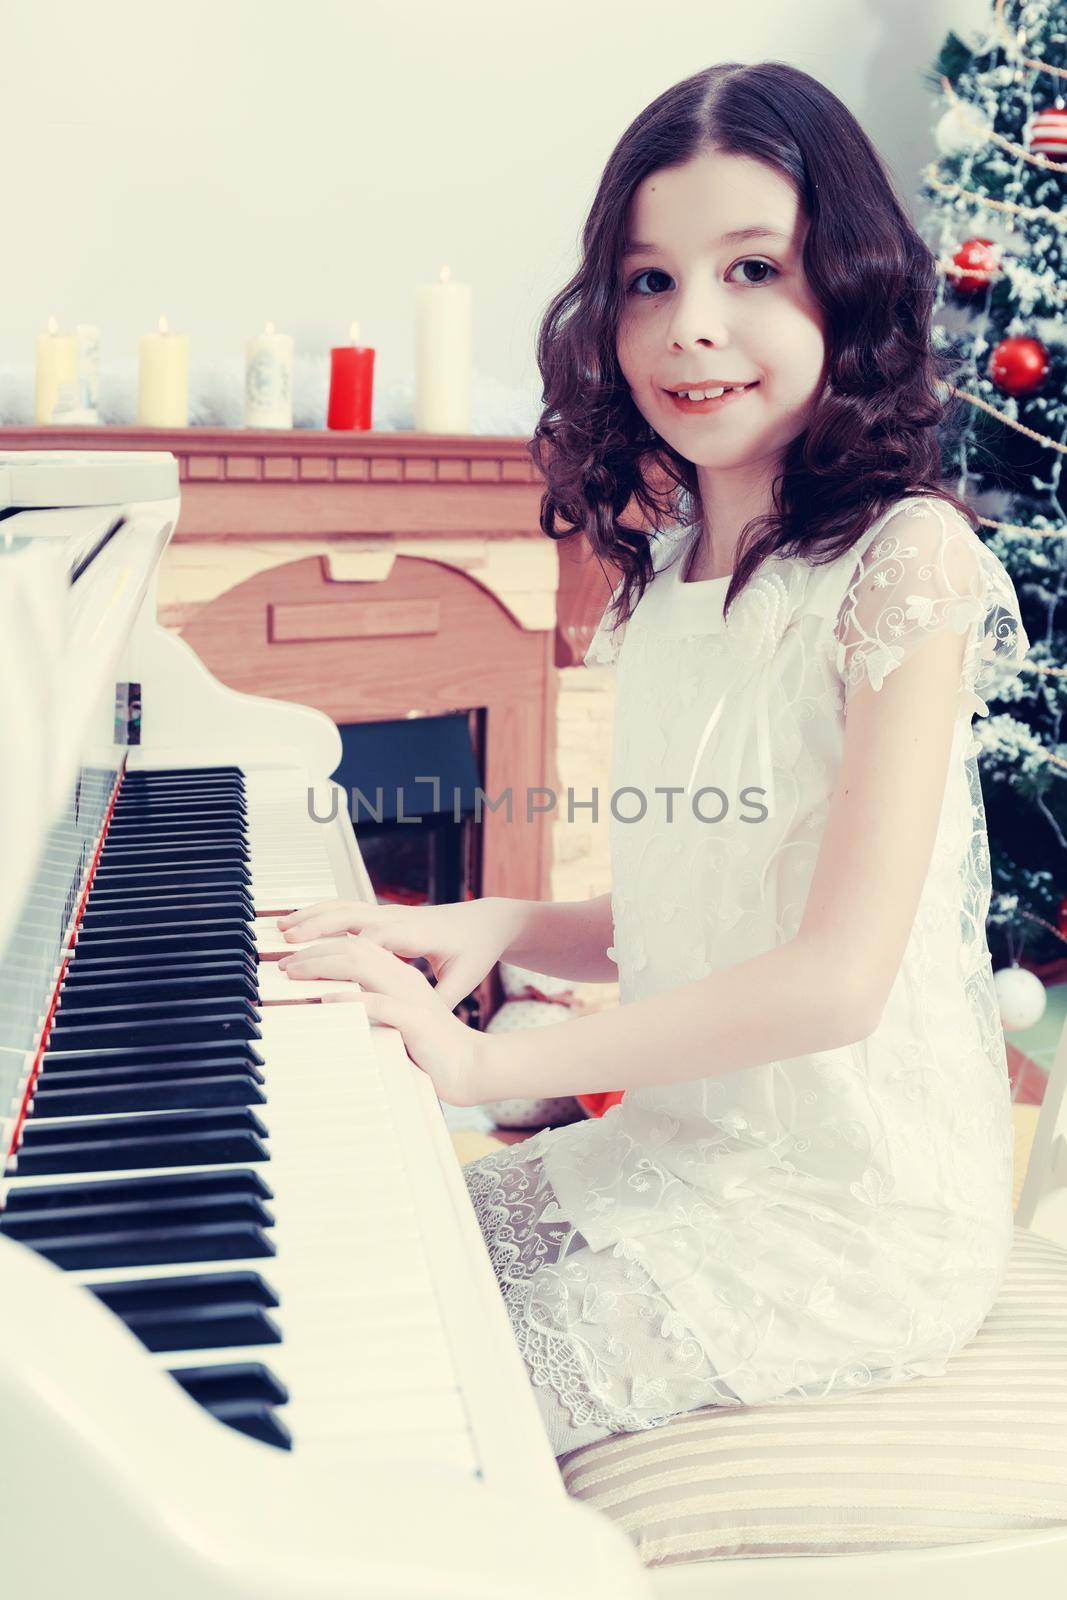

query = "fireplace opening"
[[332, 711, 486, 1024], [334, 710, 483, 906]]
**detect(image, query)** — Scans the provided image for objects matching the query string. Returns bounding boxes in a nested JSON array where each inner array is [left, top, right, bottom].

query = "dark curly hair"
[[527, 60, 975, 635]]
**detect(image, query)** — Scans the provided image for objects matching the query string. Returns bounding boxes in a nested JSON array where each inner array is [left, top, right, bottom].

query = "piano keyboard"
[[0, 450, 650, 1597], [1, 766, 477, 1472]]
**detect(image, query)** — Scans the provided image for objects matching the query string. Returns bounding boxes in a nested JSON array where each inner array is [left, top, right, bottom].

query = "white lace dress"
[[464, 493, 1031, 1454]]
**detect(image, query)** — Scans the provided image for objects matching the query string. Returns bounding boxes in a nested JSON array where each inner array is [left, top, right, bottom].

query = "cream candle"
[[245, 320, 293, 428], [35, 317, 78, 424], [414, 264, 472, 432], [138, 314, 189, 427]]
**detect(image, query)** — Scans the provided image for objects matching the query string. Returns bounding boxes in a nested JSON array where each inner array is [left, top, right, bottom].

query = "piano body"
[[0, 451, 649, 1599]]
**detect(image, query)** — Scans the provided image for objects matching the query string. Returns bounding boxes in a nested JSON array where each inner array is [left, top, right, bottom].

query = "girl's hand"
[[276, 896, 526, 1012], [280, 933, 492, 1107]]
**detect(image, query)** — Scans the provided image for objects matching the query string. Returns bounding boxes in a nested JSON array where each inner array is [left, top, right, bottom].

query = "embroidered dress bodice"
[[466, 494, 1030, 1426]]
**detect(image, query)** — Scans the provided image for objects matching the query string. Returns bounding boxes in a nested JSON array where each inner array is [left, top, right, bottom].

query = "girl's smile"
[[665, 380, 760, 416]]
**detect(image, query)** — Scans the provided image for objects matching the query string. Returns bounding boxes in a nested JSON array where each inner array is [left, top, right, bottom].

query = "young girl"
[[279, 61, 1031, 1461]]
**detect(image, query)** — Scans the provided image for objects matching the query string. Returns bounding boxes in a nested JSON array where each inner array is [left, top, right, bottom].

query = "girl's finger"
[[276, 899, 347, 931], [278, 935, 353, 970], [354, 989, 413, 1035], [285, 942, 428, 1001], [433, 962, 478, 1013], [281, 904, 388, 943]]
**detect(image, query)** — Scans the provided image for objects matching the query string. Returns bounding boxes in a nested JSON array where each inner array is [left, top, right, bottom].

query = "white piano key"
[[251, 917, 299, 957]]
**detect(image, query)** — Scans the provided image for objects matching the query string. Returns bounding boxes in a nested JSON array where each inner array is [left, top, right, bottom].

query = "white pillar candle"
[[415, 264, 472, 432], [75, 324, 101, 416], [35, 317, 78, 424], [138, 314, 189, 427], [245, 321, 294, 428]]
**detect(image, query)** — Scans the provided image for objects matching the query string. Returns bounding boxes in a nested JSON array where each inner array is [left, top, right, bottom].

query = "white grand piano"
[[0, 450, 650, 1598]]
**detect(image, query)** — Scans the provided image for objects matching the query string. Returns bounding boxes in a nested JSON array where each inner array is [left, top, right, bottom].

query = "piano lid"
[[0, 450, 178, 513]]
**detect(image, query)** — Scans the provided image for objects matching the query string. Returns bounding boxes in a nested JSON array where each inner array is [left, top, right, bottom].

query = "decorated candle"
[[75, 324, 101, 416], [35, 317, 78, 424], [414, 265, 472, 432], [245, 321, 293, 428], [138, 314, 189, 427], [327, 322, 375, 430]]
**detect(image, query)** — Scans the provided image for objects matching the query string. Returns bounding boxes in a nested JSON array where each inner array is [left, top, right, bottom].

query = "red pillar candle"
[[327, 321, 375, 429]]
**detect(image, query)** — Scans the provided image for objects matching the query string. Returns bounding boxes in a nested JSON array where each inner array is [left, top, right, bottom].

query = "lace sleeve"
[[583, 582, 628, 668], [834, 496, 1030, 718]]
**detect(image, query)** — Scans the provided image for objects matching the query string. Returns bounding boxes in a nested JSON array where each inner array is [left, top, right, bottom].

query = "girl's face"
[[616, 148, 828, 472]]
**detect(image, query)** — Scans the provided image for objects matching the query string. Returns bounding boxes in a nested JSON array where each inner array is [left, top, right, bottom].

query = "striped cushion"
[[559, 1226, 1067, 1566]]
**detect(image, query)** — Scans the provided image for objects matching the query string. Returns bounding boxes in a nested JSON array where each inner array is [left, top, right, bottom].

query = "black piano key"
[[41, 1042, 265, 1074], [105, 820, 248, 842], [100, 839, 249, 858], [3, 1169, 273, 1213], [67, 949, 258, 978], [20, 1108, 269, 1146], [99, 829, 247, 851], [45, 1007, 262, 1049], [82, 883, 251, 908], [0, 1192, 273, 1237], [63, 957, 258, 985], [86, 871, 253, 898], [35, 1059, 264, 1090], [70, 925, 258, 960], [108, 813, 248, 832], [98, 841, 250, 863], [18, 1221, 276, 1271], [51, 996, 260, 1025], [109, 784, 243, 798], [120, 764, 245, 778], [117, 780, 246, 798], [11, 1128, 270, 1175], [56, 974, 260, 1009], [104, 819, 248, 839], [80, 898, 256, 929], [170, 1361, 288, 1407], [92, 1269, 278, 1312], [30, 1074, 266, 1115], [116, 778, 245, 793], [201, 1401, 292, 1450], [120, 1301, 283, 1353]]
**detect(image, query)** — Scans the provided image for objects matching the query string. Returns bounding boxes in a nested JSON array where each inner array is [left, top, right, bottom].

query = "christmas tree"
[[920, 0, 1066, 987]]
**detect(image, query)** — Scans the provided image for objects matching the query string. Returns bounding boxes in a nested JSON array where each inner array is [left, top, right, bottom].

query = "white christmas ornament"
[[935, 103, 990, 156], [993, 964, 1047, 1032]]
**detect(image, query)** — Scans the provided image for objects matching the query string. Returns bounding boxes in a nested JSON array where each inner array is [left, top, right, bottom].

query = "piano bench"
[[556, 1224, 1067, 1569]]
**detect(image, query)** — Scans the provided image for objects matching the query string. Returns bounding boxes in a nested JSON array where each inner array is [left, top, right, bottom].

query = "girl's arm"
[[479, 607, 971, 1102], [500, 892, 618, 983]]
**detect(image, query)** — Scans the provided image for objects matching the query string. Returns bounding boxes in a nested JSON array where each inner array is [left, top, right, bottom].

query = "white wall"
[[0, 0, 991, 426]]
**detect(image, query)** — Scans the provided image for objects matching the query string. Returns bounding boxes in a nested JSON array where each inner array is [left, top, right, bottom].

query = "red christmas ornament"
[[948, 237, 1000, 296], [988, 336, 1050, 397], [1057, 895, 1067, 942], [1029, 104, 1067, 165]]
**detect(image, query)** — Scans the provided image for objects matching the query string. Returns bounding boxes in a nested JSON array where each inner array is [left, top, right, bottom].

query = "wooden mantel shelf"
[[0, 424, 545, 540], [0, 423, 612, 665]]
